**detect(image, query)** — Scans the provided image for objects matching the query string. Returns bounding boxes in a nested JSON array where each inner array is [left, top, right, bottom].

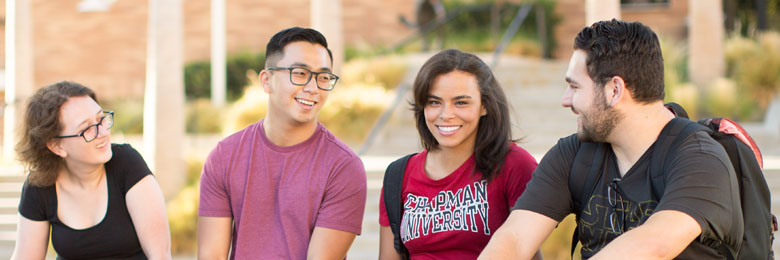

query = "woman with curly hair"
[[11, 81, 171, 260]]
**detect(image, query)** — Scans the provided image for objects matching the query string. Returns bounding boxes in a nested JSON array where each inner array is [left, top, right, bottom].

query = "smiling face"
[[48, 96, 113, 167], [261, 41, 332, 127], [562, 50, 622, 142], [424, 70, 486, 152]]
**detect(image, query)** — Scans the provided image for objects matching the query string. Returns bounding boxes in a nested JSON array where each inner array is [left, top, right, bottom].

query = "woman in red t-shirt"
[[378, 49, 540, 259]]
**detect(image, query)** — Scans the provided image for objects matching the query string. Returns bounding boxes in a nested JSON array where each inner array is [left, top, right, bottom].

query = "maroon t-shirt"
[[199, 120, 367, 259], [380, 144, 537, 259]]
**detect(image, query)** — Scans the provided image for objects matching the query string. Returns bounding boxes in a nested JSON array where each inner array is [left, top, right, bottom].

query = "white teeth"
[[296, 98, 314, 106], [438, 126, 460, 132]]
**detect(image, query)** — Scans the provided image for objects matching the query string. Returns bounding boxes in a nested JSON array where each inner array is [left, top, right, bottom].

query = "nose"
[[561, 86, 573, 108], [302, 76, 319, 93], [439, 103, 455, 120]]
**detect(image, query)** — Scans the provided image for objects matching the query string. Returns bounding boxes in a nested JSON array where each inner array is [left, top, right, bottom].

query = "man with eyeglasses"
[[479, 20, 743, 259], [197, 27, 367, 259]]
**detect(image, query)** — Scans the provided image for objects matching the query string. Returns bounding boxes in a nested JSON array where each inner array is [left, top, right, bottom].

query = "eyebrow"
[[289, 62, 332, 73], [75, 110, 104, 129], [565, 77, 578, 85], [427, 94, 473, 100]]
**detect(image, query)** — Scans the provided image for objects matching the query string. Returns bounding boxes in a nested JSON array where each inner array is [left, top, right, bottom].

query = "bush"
[[341, 55, 409, 90], [102, 98, 144, 135], [167, 158, 204, 255], [186, 99, 224, 134], [184, 51, 266, 102], [223, 85, 268, 135], [724, 32, 780, 120]]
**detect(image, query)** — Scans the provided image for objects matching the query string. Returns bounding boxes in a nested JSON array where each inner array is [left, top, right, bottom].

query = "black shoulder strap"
[[383, 153, 416, 259], [649, 117, 707, 199], [569, 141, 609, 257]]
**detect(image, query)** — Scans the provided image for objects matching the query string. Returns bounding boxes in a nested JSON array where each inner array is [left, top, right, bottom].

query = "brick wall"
[[3, 0, 416, 100], [553, 0, 688, 60]]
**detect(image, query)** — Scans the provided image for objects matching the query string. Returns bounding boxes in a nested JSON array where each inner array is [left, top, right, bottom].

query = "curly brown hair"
[[16, 81, 97, 187]]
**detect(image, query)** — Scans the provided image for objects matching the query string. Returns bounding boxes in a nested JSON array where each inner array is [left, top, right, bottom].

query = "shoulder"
[[502, 144, 538, 171], [316, 124, 364, 173], [214, 121, 263, 153], [673, 131, 731, 166], [107, 143, 148, 168], [317, 124, 360, 160]]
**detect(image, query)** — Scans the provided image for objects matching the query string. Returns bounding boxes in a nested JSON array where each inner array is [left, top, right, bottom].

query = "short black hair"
[[264, 27, 333, 68], [574, 19, 665, 103]]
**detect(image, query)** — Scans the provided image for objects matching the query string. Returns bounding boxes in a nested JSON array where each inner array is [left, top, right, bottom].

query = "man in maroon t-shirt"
[[197, 27, 367, 259]]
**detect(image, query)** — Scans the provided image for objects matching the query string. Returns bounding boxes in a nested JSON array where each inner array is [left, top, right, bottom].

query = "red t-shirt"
[[379, 143, 537, 259]]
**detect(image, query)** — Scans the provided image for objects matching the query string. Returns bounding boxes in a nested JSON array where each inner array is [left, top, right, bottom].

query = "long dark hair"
[[411, 49, 514, 181], [16, 81, 97, 187]]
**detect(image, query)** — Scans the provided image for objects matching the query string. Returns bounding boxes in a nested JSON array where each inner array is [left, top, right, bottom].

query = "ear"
[[259, 69, 272, 94], [606, 76, 627, 107], [46, 139, 67, 158], [480, 105, 487, 116]]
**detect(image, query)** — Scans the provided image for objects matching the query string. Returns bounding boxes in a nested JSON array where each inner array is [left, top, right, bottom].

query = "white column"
[[210, 0, 226, 106], [4, 0, 34, 161], [145, 0, 185, 199], [688, 0, 725, 89], [586, 0, 621, 26], [310, 0, 344, 73]]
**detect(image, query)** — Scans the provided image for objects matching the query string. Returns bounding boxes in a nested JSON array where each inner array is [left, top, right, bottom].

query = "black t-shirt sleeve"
[[655, 131, 743, 246], [109, 144, 153, 195], [513, 134, 580, 222], [18, 180, 49, 221]]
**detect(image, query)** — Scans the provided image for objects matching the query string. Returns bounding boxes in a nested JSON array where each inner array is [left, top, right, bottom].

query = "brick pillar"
[[211, 0, 226, 106], [3, 0, 34, 161], [586, 0, 620, 26], [145, 0, 185, 199], [310, 0, 344, 73], [688, 0, 725, 90]]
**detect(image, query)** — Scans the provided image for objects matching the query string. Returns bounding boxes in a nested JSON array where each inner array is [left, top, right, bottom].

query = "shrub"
[[167, 157, 204, 255], [186, 99, 224, 134], [102, 98, 144, 135], [223, 85, 268, 135], [725, 32, 780, 120], [184, 51, 266, 102], [340, 55, 409, 90]]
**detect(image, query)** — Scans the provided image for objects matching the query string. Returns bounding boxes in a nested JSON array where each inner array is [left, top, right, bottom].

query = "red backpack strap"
[[709, 118, 764, 169]]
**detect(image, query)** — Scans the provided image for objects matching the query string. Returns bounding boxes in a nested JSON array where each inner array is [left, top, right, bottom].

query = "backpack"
[[569, 102, 777, 259], [382, 153, 417, 260]]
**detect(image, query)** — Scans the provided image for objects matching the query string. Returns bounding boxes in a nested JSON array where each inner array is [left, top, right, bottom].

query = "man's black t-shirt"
[[514, 122, 743, 259], [18, 144, 152, 260]]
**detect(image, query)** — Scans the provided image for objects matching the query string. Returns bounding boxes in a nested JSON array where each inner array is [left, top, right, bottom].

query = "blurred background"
[[0, 0, 779, 259]]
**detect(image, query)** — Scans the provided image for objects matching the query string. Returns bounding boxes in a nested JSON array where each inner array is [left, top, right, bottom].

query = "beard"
[[577, 89, 624, 142]]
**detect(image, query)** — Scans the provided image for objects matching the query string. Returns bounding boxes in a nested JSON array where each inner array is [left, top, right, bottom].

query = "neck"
[[59, 162, 106, 189], [426, 142, 474, 179], [607, 101, 675, 176], [262, 116, 318, 147]]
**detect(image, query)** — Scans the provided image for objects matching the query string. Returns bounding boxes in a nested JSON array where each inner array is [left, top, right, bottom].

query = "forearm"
[[479, 210, 557, 260], [591, 226, 675, 260], [591, 210, 700, 260], [478, 226, 527, 259]]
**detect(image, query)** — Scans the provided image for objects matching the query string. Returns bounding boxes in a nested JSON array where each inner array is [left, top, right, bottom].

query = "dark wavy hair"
[[264, 27, 333, 68], [574, 19, 665, 102], [411, 49, 515, 181], [16, 81, 97, 187]]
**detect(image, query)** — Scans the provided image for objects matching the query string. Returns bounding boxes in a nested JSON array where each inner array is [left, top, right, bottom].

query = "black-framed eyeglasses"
[[266, 66, 339, 91], [607, 178, 626, 235], [55, 111, 114, 143]]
